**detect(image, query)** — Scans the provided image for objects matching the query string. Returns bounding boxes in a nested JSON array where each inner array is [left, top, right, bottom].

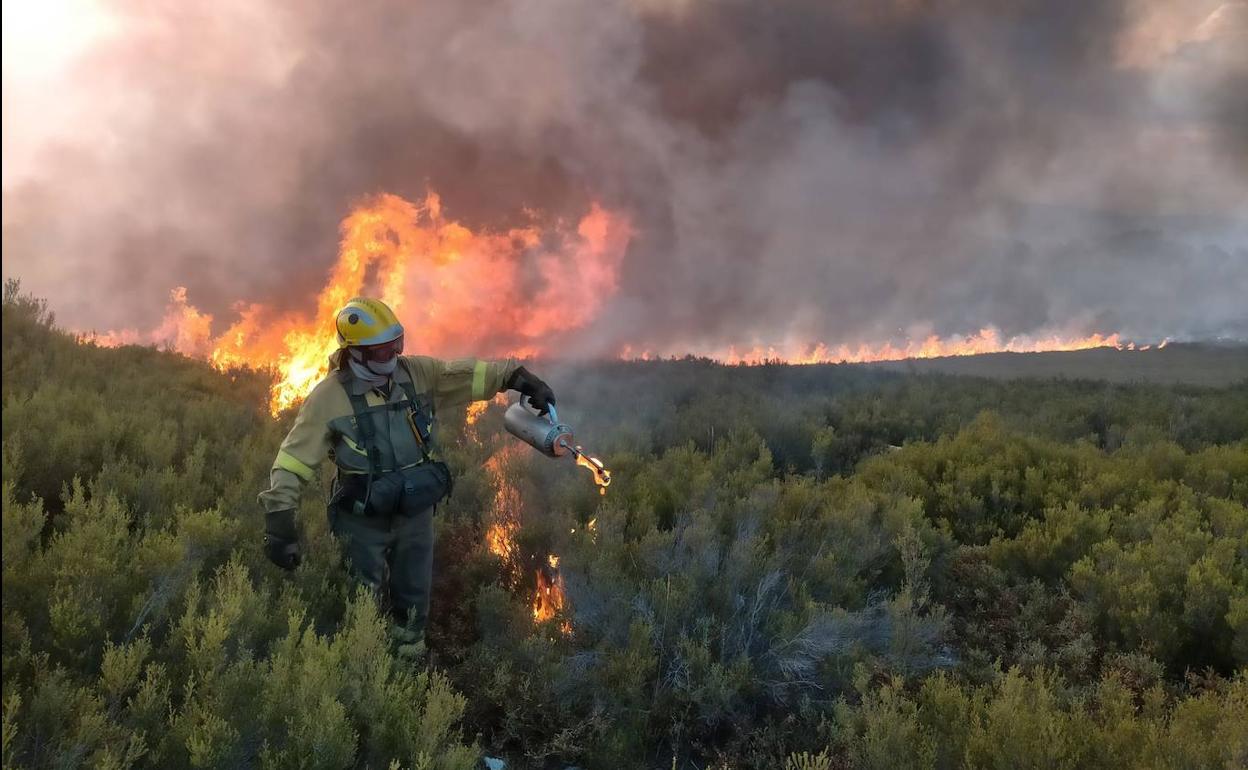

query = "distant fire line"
[[72, 188, 1161, 415], [618, 330, 1168, 367], [82, 190, 632, 416], [82, 313, 1164, 415]]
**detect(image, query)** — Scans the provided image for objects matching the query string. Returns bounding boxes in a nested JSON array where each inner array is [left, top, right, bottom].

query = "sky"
[[3, 0, 1246, 355]]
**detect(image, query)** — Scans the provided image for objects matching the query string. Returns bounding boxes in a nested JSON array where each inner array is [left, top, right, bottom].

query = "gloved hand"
[[507, 366, 556, 415], [263, 509, 302, 571]]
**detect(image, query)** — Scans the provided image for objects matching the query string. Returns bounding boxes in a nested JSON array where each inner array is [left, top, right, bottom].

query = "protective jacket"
[[259, 354, 520, 513]]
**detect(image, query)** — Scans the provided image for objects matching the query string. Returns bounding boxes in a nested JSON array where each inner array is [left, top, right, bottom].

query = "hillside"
[[3, 286, 1247, 769], [867, 343, 1248, 386]]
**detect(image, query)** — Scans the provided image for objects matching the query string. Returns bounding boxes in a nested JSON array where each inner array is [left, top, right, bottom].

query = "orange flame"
[[84, 192, 1160, 416], [91, 191, 631, 415], [466, 392, 509, 429], [485, 519, 521, 565], [484, 443, 525, 587], [90, 287, 214, 356], [620, 328, 1130, 365], [533, 565, 568, 629], [481, 442, 571, 630], [465, 400, 491, 426], [574, 450, 611, 496]]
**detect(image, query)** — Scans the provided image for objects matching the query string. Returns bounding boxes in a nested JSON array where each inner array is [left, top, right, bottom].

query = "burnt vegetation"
[[3, 282, 1247, 769]]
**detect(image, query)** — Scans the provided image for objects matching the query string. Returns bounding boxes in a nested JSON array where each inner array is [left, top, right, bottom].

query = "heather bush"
[[4, 282, 1247, 768], [831, 668, 1248, 770], [2, 283, 480, 769]]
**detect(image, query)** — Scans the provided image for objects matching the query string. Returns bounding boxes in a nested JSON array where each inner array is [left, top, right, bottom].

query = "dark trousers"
[[328, 505, 435, 634]]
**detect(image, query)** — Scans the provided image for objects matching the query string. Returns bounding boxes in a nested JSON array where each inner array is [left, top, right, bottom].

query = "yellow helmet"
[[335, 297, 404, 348]]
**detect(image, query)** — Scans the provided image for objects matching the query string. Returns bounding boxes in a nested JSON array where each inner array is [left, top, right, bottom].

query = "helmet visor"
[[358, 335, 404, 364]]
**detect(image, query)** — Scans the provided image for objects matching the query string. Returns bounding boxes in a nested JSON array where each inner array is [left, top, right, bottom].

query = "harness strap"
[[346, 390, 381, 477], [396, 358, 420, 405], [397, 359, 435, 464], [340, 359, 438, 514], [346, 389, 379, 514]]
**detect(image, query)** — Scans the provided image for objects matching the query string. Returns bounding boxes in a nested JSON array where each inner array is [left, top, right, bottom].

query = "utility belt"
[[331, 462, 453, 518]]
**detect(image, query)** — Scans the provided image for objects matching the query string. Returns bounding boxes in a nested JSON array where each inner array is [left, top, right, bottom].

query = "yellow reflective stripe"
[[341, 435, 368, 456], [471, 359, 488, 400], [275, 450, 315, 481]]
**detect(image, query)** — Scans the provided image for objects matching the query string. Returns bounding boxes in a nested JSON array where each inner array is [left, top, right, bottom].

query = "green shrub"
[[4, 283, 1246, 768]]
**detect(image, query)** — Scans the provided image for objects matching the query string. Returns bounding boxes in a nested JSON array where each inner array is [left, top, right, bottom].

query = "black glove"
[[507, 366, 556, 415], [263, 509, 302, 571]]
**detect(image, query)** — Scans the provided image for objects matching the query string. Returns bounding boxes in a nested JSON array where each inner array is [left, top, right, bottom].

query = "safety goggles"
[[357, 335, 404, 363]]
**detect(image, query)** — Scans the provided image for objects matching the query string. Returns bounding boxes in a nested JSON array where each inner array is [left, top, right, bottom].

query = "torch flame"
[[574, 449, 611, 496]]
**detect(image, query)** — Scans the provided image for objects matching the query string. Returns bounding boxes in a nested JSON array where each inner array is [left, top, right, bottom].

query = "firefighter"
[[258, 297, 555, 659]]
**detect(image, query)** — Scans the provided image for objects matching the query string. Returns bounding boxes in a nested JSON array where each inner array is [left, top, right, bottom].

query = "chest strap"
[[343, 359, 435, 486]]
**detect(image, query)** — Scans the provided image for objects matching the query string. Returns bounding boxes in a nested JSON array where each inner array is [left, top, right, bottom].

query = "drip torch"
[[504, 401, 612, 493]]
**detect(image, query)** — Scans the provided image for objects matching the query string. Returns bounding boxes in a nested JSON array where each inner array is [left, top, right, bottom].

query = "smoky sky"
[[2, 0, 1246, 353]]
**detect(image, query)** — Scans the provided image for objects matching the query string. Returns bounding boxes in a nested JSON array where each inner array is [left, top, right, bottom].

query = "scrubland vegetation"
[[3, 281, 1246, 769]]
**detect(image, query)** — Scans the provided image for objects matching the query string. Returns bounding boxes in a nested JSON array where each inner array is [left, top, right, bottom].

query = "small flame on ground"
[[531, 556, 573, 634], [533, 566, 573, 635], [466, 392, 509, 429], [484, 444, 525, 587], [485, 520, 520, 564], [465, 400, 491, 426], [482, 443, 571, 631]]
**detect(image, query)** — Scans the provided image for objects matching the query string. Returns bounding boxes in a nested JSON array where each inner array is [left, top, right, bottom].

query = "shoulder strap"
[[341, 385, 382, 514], [346, 389, 381, 479], [396, 359, 435, 463], [395, 358, 426, 412], [342, 361, 433, 475]]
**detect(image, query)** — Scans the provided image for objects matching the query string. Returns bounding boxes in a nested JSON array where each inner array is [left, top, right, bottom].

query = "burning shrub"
[[443, 432, 957, 765]]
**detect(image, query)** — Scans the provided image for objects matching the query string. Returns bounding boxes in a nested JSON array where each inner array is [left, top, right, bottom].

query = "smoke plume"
[[3, 0, 1246, 354]]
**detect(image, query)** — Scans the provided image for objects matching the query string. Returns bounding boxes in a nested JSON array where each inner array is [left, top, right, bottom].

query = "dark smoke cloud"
[[3, 0, 1246, 352]]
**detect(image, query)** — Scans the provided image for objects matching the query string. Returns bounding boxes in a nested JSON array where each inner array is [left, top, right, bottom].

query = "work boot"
[[395, 638, 427, 663], [388, 620, 426, 663]]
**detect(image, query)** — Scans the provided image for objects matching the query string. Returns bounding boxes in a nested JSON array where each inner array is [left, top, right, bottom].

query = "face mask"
[[348, 348, 392, 388], [366, 357, 398, 376]]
